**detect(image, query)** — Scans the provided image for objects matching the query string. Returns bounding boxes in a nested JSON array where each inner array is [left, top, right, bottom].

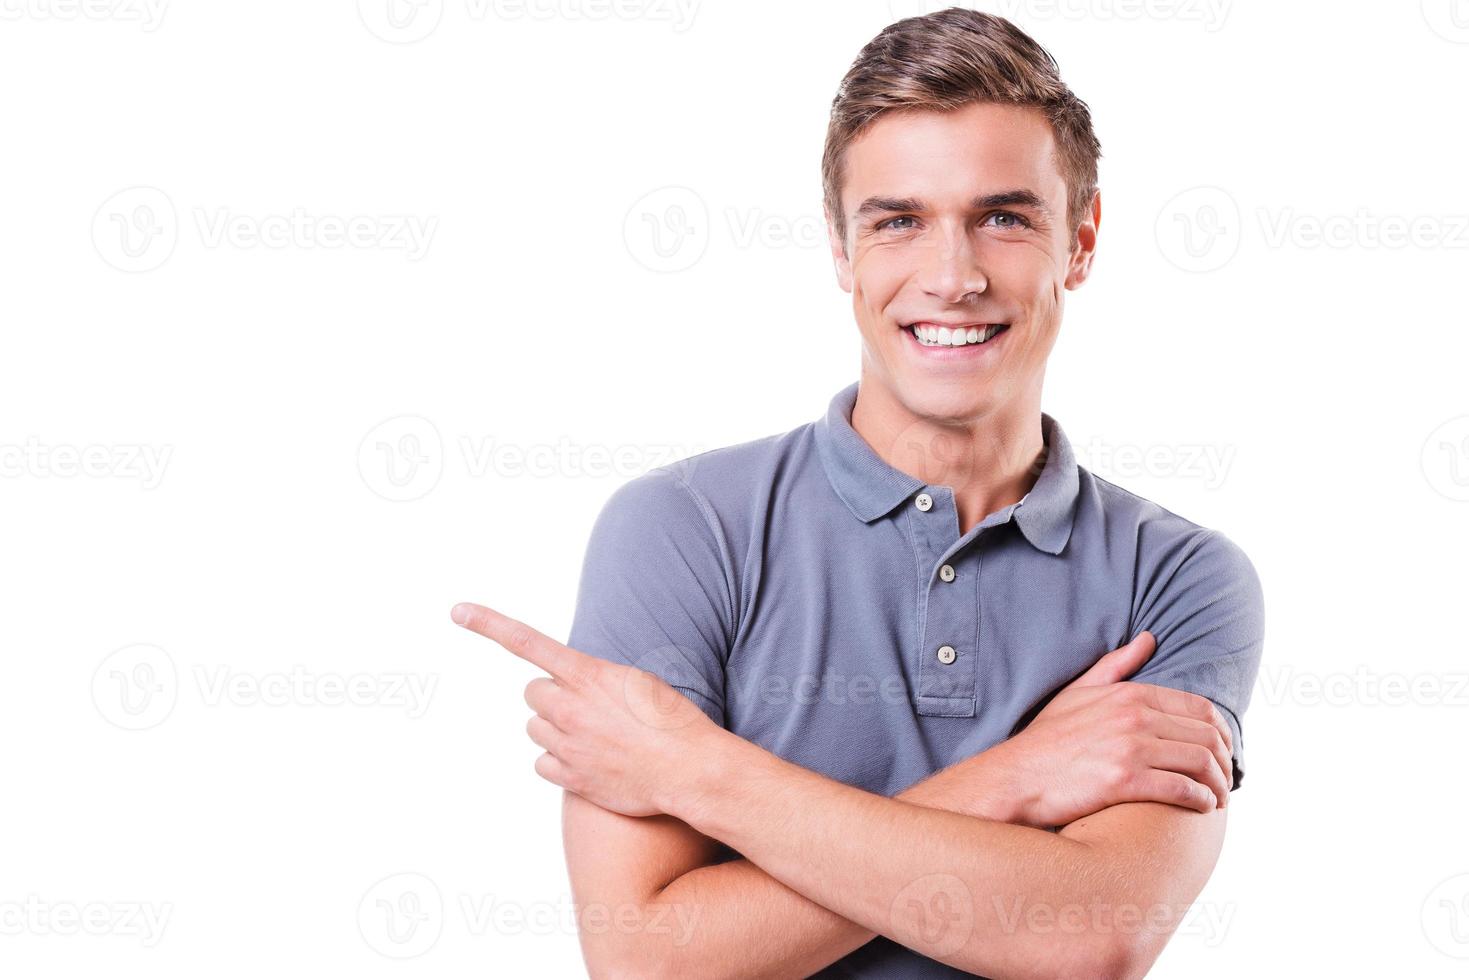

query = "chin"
[[892, 378, 998, 423]]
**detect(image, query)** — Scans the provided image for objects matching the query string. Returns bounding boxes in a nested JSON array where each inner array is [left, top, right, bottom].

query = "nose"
[[917, 224, 988, 303]]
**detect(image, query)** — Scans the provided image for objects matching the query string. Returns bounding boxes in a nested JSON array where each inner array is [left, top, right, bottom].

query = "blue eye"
[[988, 212, 1029, 229], [878, 216, 917, 232]]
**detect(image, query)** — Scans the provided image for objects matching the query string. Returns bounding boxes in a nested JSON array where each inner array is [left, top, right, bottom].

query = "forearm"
[[622, 747, 1028, 978], [639, 856, 873, 980], [665, 733, 1135, 980]]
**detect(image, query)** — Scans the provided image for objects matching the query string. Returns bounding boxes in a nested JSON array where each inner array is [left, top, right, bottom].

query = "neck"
[[850, 376, 1046, 536]]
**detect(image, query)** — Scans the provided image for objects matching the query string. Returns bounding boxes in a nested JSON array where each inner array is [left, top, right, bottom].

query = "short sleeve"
[[565, 467, 736, 727], [1127, 528, 1265, 791]]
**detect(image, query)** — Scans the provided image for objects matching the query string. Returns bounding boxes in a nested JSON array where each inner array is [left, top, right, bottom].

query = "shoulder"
[[602, 418, 815, 520], [1082, 468, 1261, 591], [586, 419, 814, 549]]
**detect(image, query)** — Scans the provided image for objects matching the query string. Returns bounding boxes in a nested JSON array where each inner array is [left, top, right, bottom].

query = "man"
[[452, 8, 1263, 978]]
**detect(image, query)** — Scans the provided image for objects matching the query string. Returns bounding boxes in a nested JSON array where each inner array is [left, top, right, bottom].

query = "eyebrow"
[[853, 190, 1052, 222]]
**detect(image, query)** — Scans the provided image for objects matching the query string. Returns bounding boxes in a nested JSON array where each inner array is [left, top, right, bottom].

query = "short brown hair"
[[822, 7, 1101, 249]]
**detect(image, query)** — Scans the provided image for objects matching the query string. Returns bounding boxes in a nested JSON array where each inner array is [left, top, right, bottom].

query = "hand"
[[986, 631, 1234, 828], [450, 601, 723, 817]]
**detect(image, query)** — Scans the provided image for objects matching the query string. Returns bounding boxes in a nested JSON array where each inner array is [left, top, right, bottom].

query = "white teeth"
[[911, 324, 1005, 347]]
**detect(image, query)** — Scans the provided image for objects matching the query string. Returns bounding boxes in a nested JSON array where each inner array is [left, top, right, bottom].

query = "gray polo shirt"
[[566, 379, 1264, 978]]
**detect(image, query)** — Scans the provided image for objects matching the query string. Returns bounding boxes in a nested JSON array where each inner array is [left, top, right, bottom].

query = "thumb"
[[1066, 630, 1156, 689]]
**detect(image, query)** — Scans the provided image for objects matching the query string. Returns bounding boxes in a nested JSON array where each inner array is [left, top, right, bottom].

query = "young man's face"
[[828, 101, 1099, 424]]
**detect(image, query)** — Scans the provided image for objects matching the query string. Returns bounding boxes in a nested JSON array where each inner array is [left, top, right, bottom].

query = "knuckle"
[[1111, 682, 1141, 703], [566, 659, 598, 689], [507, 623, 536, 654]]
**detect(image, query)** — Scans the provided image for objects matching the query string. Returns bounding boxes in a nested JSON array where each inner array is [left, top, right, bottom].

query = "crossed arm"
[[565, 745, 1225, 980], [452, 603, 1237, 980]]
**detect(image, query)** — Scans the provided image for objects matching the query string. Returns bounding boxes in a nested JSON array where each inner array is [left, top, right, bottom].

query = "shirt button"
[[939, 564, 955, 583], [936, 645, 957, 665], [915, 492, 933, 512]]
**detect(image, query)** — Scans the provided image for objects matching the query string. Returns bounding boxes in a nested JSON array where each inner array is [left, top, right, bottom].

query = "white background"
[[4, 0, 1468, 976]]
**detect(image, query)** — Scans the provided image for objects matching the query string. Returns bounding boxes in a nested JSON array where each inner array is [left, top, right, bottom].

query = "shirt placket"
[[908, 485, 980, 718]]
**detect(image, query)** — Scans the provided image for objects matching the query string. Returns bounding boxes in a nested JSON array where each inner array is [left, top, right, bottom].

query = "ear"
[[825, 205, 854, 293], [1064, 189, 1102, 290]]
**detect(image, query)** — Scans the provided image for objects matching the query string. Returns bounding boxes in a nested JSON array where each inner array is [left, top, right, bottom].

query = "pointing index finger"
[[451, 602, 584, 681]]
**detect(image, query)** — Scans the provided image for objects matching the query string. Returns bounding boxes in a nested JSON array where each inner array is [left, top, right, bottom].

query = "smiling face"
[[827, 101, 1100, 426]]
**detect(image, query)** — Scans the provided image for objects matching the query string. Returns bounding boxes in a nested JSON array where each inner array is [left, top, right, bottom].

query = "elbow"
[[1005, 934, 1156, 980], [580, 933, 690, 980], [1087, 933, 1160, 980], [582, 946, 668, 980], [583, 952, 666, 980]]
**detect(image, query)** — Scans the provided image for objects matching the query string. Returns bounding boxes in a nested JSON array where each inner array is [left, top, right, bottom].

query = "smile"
[[904, 322, 1011, 348]]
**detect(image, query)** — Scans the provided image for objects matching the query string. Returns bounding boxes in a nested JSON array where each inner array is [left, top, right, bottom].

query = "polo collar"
[[813, 380, 1078, 555]]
